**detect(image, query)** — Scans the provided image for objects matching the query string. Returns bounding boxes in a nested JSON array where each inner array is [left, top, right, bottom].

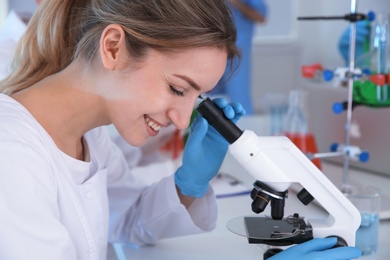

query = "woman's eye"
[[170, 86, 185, 97]]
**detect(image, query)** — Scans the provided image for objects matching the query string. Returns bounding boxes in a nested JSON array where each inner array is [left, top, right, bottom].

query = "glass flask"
[[283, 90, 322, 169]]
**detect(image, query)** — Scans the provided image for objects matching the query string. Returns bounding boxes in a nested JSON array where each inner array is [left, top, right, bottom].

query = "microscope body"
[[196, 97, 361, 246], [229, 129, 361, 246]]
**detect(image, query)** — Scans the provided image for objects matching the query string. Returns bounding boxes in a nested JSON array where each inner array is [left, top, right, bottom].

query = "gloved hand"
[[174, 98, 246, 198], [230, 0, 268, 21], [338, 20, 371, 67], [250, 0, 268, 18], [269, 237, 362, 260]]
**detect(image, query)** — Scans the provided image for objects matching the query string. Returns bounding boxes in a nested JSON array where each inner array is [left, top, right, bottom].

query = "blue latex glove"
[[269, 238, 362, 260], [338, 20, 371, 67], [174, 98, 246, 198], [246, 0, 268, 18]]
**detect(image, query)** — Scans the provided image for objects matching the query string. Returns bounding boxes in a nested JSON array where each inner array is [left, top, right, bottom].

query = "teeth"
[[146, 117, 162, 132]]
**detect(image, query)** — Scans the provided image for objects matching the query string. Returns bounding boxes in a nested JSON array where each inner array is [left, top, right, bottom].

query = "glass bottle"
[[356, 13, 390, 104]]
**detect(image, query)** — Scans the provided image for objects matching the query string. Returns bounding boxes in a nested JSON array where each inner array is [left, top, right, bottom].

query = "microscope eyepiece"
[[196, 98, 243, 144]]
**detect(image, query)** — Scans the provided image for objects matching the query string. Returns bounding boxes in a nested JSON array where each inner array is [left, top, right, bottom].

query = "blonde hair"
[[0, 0, 238, 95]]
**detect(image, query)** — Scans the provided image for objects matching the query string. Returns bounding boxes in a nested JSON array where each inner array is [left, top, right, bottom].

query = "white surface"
[[210, 173, 252, 198], [114, 179, 390, 260], [115, 194, 327, 260]]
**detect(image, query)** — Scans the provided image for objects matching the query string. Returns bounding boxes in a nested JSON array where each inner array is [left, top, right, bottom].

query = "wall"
[[8, 0, 37, 14], [0, 0, 8, 27]]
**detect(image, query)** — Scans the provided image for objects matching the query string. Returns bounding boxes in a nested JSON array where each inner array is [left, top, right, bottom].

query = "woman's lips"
[[145, 116, 163, 136]]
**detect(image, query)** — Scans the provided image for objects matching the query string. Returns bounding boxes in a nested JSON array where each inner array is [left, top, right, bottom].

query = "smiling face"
[[112, 47, 227, 146], [100, 43, 227, 146]]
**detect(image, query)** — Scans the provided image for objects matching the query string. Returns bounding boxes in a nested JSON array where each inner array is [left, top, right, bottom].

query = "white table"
[[114, 188, 390, 259], [112, 115, 390, 259], [112, 159, 390, 259]]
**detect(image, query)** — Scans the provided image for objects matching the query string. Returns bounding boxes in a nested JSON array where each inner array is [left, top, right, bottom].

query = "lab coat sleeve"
[[103, 130, 218, 246], [0, 142, 77, 260]]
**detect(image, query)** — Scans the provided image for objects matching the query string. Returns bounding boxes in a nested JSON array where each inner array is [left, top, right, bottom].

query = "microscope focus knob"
[[297, 188, 314, 205], [326, 236, 348, 248]]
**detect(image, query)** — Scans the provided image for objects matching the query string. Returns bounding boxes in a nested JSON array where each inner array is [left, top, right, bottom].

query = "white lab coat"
[[0, 94, 218, 260]]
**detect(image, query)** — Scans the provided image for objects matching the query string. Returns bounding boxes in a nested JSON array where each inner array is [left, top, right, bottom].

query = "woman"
[[0, 0, 361, 259]]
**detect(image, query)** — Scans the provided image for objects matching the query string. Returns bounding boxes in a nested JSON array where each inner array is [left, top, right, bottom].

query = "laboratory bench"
[[109, 115, 390, 259]]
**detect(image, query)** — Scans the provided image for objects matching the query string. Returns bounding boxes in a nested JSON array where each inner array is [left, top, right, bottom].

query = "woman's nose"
[[168, 102, 196, 130]]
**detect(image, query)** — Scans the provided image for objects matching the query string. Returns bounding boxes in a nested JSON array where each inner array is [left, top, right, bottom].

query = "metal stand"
[[298, 0, 370, 193], [342, 0, 358, 193]]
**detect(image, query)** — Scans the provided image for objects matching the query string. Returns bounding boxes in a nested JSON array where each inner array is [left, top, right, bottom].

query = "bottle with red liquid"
[[283, 90, 322, 169]]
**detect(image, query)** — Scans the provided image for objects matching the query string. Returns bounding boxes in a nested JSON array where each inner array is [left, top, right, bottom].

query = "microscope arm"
[[229, 130, 361, 246]]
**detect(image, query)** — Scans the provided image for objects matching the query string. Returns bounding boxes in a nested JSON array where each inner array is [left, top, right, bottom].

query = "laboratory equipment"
[[263, 92, 288, 136], [298, 1, 378, 193], [350, 13, 390, 106], [301, 63, 325, 82], [283, 90, 321, 169], [196, 97, 361, 247], [305, 14, 390, 108], [159, 129, 184, 160], [373, 13, 389, 103], [297, 12, 375, 22], [345, 185, 381, 256], [302, 64, 368, 83]]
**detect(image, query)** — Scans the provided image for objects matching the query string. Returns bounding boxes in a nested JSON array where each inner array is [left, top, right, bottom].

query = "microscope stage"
[[244, 214, 313, 246]]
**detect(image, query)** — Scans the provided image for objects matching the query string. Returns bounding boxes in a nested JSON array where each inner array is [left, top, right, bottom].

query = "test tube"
[[375, 14, 389, 102]]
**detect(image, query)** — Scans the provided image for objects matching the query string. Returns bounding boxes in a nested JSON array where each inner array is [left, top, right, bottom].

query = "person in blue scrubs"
[[212, 0, 268, 114]]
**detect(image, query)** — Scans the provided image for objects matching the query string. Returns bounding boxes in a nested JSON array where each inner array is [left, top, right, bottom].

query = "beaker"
[[345, 185, 381, 256]]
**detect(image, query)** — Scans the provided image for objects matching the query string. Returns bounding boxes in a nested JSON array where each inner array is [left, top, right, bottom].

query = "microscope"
[[196, 97, 361, 247]]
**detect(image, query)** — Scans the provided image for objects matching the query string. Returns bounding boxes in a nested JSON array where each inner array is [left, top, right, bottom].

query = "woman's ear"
[[99, 24, 128, 70]]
